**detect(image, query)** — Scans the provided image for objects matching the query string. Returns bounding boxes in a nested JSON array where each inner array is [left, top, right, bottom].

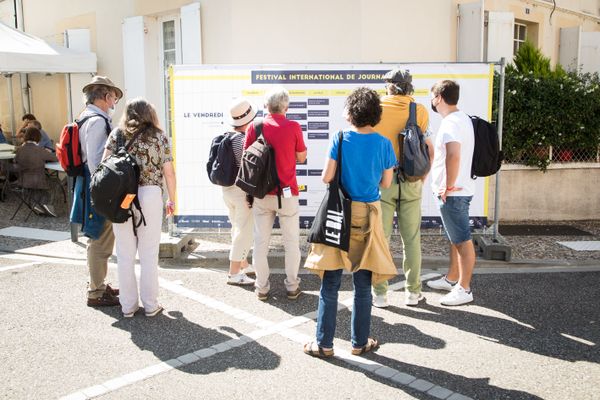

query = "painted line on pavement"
[[0, 261, 42, 272], [61, 274, 472, 400]]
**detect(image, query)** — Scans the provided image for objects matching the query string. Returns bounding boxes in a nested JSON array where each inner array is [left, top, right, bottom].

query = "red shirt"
[[244, 113, 307, 195]]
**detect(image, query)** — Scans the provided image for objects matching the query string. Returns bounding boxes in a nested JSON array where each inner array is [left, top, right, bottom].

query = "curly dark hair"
[[344, 87, 382, 128]]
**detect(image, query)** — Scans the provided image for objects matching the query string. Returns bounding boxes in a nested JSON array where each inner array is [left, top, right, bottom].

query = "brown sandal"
[[351, 337, 379, 355], [303, 341, 334, 358]]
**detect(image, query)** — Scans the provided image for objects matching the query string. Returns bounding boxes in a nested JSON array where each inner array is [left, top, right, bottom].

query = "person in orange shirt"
[[372, 69, 434, 308]]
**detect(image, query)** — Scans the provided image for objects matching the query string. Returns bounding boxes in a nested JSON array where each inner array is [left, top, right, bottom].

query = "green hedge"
[[493, 42, 600, 170]]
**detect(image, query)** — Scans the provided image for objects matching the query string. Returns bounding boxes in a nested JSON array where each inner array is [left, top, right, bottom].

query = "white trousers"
[[112, 185, 163, 314], [252, 195, 301, 293], [222, 185, 253, 261]]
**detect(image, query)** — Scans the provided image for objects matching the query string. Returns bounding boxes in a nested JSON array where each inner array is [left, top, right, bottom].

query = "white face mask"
[[107, 106, 115, 117]]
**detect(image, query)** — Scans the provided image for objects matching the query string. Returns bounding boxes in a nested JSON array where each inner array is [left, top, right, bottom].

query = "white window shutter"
[[486, 12, 514, 63]]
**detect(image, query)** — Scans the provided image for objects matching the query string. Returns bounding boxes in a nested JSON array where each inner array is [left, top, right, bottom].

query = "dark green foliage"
[[494, 43, 600, 171]]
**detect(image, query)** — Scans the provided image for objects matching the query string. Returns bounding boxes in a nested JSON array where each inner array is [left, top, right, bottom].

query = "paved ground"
[[1, 192, 600, 399], [1, 238, 599, 400]]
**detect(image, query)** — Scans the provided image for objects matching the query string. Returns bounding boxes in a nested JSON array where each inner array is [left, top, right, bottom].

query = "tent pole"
[[6, 74, 16, 144]]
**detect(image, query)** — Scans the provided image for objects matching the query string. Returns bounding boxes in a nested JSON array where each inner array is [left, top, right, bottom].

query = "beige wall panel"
[[497, 167, 600, 221]]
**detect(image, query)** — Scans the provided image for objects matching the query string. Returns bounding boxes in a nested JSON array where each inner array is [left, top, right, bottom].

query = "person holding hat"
[[371, 69, 433, 308], [222, 98, 258, 286], [70, 75, 123, 307]]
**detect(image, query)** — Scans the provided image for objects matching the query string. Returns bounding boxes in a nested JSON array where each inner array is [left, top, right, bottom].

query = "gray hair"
[[264, 86, 289, 114], [83, 84, 113, 105]]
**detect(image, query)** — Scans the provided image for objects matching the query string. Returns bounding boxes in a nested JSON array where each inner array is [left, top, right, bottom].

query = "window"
[[162, 20, 178, 70], [514, 22, 527, 54], [159, 17, 181, 137]]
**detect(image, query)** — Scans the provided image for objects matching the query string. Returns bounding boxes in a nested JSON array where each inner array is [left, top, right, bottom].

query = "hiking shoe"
[[241, 265, 256, 277], [426, 276, 456, 291], [87, 291, 120, 307], [440, 285, 473, 306], [405, 291, 425, 306], [257, 291, 269, 301], [372, 293, 389, 308], [145, 305, 164, 317], [41, 204, 57, 217], [286, 288, 302, 300], [123, 307, 139, 318], [227, 272, 255, 286]]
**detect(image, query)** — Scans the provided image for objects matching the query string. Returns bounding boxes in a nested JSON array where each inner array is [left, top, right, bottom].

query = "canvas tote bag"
[[307, 131, 351, 251]]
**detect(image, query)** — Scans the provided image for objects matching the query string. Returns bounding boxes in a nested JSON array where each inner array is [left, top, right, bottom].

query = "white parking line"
[[0, 261, 42, 272], [60, 274, 472, 400]]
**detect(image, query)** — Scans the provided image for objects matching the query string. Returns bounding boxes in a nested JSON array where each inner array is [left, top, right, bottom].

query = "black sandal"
[[303, 341, 334, 358]]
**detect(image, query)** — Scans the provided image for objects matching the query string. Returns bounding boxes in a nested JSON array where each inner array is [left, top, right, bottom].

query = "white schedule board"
[[170, 63, 494, 228]]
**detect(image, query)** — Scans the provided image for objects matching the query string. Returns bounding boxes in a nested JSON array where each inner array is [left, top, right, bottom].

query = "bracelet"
[[166, 201, 175, 207], [446, 186, 455, 191]]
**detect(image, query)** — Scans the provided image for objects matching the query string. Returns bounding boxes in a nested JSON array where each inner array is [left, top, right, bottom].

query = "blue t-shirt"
[[329, 130, 397, 202]]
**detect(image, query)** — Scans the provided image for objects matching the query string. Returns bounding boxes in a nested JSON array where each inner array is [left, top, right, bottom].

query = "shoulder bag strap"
[[334, 130, 343, 187]]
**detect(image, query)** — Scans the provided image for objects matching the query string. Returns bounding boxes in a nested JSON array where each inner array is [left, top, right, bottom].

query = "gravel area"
[[1, 188, 599, 262]]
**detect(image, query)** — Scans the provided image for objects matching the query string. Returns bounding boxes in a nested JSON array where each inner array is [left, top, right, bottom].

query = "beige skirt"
[[304, 200, 397, 284]]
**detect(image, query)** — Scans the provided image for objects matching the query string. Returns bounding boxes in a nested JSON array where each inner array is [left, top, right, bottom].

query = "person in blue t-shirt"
[[304, 87, 398, 358]]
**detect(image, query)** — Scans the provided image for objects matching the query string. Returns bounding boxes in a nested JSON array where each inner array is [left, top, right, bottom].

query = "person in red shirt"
[[244, 86, 307, 301]]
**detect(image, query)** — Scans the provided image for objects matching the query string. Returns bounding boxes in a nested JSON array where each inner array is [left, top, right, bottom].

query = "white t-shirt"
[[430, 110, 475, 197]]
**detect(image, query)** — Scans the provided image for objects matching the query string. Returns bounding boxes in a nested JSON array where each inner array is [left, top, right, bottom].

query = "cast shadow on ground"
[[259, 275, 541, 399], [99, 307, 281, 375], [386, 272, 600, 364]]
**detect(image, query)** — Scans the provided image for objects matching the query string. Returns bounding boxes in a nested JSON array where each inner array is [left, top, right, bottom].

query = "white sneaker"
[[440, 285, 473, 306], [227, 272, 255, 286], [241, 265, 255, 277], [405, 291, 425, 306], [372, 293, 389, 308], [426, 276, 456, 291]]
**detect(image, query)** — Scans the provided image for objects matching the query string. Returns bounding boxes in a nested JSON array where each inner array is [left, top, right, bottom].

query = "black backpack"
[[470, 115, 503, 179], [206, 131, 241, 187], [235, 119, 281, 201], [90, 130, 146, 232], [398, 102, 430, 181]]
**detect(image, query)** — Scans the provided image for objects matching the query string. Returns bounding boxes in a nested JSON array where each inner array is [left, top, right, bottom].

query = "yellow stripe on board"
[[169, 65, 177, 210], [173, 75, 250, 81], [413, 73, 490, 79], [483, 64, 495, 217]]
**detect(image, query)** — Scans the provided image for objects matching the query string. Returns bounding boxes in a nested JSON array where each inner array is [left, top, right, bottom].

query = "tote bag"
[[307, 131, 352, 251]]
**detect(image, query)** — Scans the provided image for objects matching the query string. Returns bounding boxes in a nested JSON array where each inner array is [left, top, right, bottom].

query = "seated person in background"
[[0, 122, 7, 144], [14, 127, 58, 217], [20, 114, 53, 151]]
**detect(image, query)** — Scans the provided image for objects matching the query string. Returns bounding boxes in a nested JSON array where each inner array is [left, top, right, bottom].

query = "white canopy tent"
[[0, 21, 96, 73], [0, 21, 97, 142]]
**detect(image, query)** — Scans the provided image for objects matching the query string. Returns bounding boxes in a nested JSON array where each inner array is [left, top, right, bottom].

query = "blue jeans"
[[438, 195, 473, 244], [316, 269, 373, 349]]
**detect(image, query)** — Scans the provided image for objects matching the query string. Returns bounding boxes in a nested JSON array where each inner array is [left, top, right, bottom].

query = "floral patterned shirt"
[[105, 128, 173, 187]]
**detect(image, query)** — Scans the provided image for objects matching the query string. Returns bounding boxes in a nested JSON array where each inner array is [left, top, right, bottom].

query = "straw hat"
[[227, 98, 258, 127], [82, 76, 123, 99]]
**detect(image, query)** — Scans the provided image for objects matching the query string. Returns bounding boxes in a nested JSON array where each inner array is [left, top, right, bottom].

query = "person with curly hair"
[[102, 98, 176, 318], [303, 87, 397, 358]]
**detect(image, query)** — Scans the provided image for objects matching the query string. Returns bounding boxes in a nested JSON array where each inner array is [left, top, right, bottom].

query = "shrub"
[[494, 44, 600, 171]]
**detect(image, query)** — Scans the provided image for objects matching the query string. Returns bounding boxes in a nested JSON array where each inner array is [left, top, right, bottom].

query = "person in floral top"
[[103, 98, 176, 318]]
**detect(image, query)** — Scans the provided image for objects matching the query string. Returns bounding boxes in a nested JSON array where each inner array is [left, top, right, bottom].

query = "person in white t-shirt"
[[426, 80, 476, 306]]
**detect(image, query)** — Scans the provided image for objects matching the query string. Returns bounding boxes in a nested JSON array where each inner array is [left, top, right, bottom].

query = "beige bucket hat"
[[227, 98, 258, 127], [82, 75, 123, 99]]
